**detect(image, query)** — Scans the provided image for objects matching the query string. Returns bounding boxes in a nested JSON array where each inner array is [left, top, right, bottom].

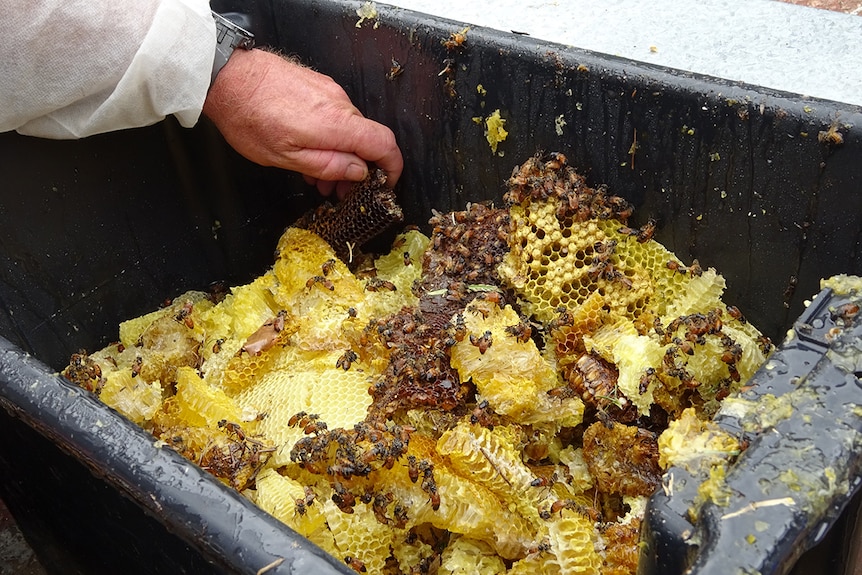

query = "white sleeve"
[[0, 0, 216, 139]]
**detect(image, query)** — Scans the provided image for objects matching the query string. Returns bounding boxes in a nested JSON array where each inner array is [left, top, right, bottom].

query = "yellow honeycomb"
[[323, 499, 398, 574], [253, 467, 328, 540], [437, 421, 543, 521], [499, 212, 693, 324], [448, 301, 584, 427], [439, 536, 507, 574], [237, 349, 374, 467], [547, 509, 603, 574], [98, 370, 162, 425]]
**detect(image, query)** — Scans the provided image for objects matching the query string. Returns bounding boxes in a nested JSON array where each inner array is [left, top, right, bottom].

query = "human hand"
[[203, 48, 403, 198]]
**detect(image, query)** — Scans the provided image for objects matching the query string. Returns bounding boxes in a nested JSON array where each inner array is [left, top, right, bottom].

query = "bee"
[[336, 349, 358, 371], [505, 322, 532, 343], [407, 455, 420, 483], [831, 303, 860, 326], [639, 218, 657, 242], [756, 335, 773, 356], [527, 539, 552, 555], [332, 482, 356, 513], [392, 503, 409, 529], [365, 278, 397, 292], [476, 290, 504, 306], [321, 258, 337, 276], [217, 419, 246, 441], [131, 356, 143, 378], [175, 300, 195, 329], [419, 460, 440, 510], [618, 218, 656, 243], [444, 314, 468, 343], [303, 418, 327, 435], [638, 367, 656, 395], [548, 499, 602, 522], [547, 385, 576, 399], [470, 399, 493, 427], [306, 275, 335, 291], [288, 411, 308, 428], [677, 338, 695, 356], [344, 556, 367, 573], [595, 407, 615, 429], [386, 58, 404, 80], [726, 305, 746, 323], [688, 259, 704, 277], [294, 486, 316, 516], [372, 492, 394, 525], [469, 330, 493, 354], [347, 307, 357, 318], [403, 251, 413, 266], [212, 338, 224, 354], [818, 123, 844, 146], [530, 474, 556, 488], [666, 260, 686, 275]]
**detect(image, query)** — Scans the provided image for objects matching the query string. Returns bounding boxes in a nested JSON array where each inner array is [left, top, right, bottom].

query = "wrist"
[[210, 11, 255, 85]]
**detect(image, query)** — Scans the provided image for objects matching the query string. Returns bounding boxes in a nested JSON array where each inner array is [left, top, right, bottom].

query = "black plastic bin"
[[1, 1, 861, 573]]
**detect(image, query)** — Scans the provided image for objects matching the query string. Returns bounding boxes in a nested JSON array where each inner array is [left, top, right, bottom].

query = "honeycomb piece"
[[294, 169, 404, 262], [98, 370, 162, 425], [363, 230, 430, 319], [371, 434, 535, 560], [548, 290, 610, 360], [609, 333, 667, 416], [436, 421, 542, 521], [547, 508, 603, 574], [391, 535, 435, 574], [200, 274, 280, 344], [438, 536, 506, 575], [582, 420, 662, 498], [118, 291, 211, 349], [508, 551, 562, 575], [657, 407, 740, 473], [151, 412, 272, 491], [237, 349, 374, 466], [449, 301, 584, 427], [174, 366, 246, 429], [322, 499, 398, 574], [555, 446, 594, 493], [253, 468, 327, 538], [601, 518, 642, 575]]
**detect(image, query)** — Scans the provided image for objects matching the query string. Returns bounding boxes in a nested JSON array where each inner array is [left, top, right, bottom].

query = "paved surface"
[[1, 1, 858, 573], [384, 0, 862, 107]]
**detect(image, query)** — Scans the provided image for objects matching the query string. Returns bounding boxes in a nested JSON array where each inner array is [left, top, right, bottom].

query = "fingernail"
[[345, 163, 367, 181]]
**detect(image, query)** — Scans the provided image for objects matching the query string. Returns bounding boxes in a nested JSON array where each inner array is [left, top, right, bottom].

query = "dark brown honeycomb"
[[582, 421, 662, 497], [295, 169, 403, 262]]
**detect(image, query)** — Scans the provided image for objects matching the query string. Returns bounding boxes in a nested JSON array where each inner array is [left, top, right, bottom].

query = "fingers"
[[336, 115, 404, 187], [303, 175, 342, 198]]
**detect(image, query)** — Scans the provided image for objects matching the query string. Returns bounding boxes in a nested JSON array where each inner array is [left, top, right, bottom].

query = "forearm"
[[0, 0, 214, 139]]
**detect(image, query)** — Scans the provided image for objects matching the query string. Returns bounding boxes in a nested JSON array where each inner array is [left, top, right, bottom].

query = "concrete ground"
[[1, 0, 858, 573]]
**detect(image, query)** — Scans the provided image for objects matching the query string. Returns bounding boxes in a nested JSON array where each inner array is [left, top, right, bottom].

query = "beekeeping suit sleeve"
[[0, 0, 215, 138]]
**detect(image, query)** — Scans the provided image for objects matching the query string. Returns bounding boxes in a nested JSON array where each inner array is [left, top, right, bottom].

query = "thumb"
[[290, 149, 369, 183]]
